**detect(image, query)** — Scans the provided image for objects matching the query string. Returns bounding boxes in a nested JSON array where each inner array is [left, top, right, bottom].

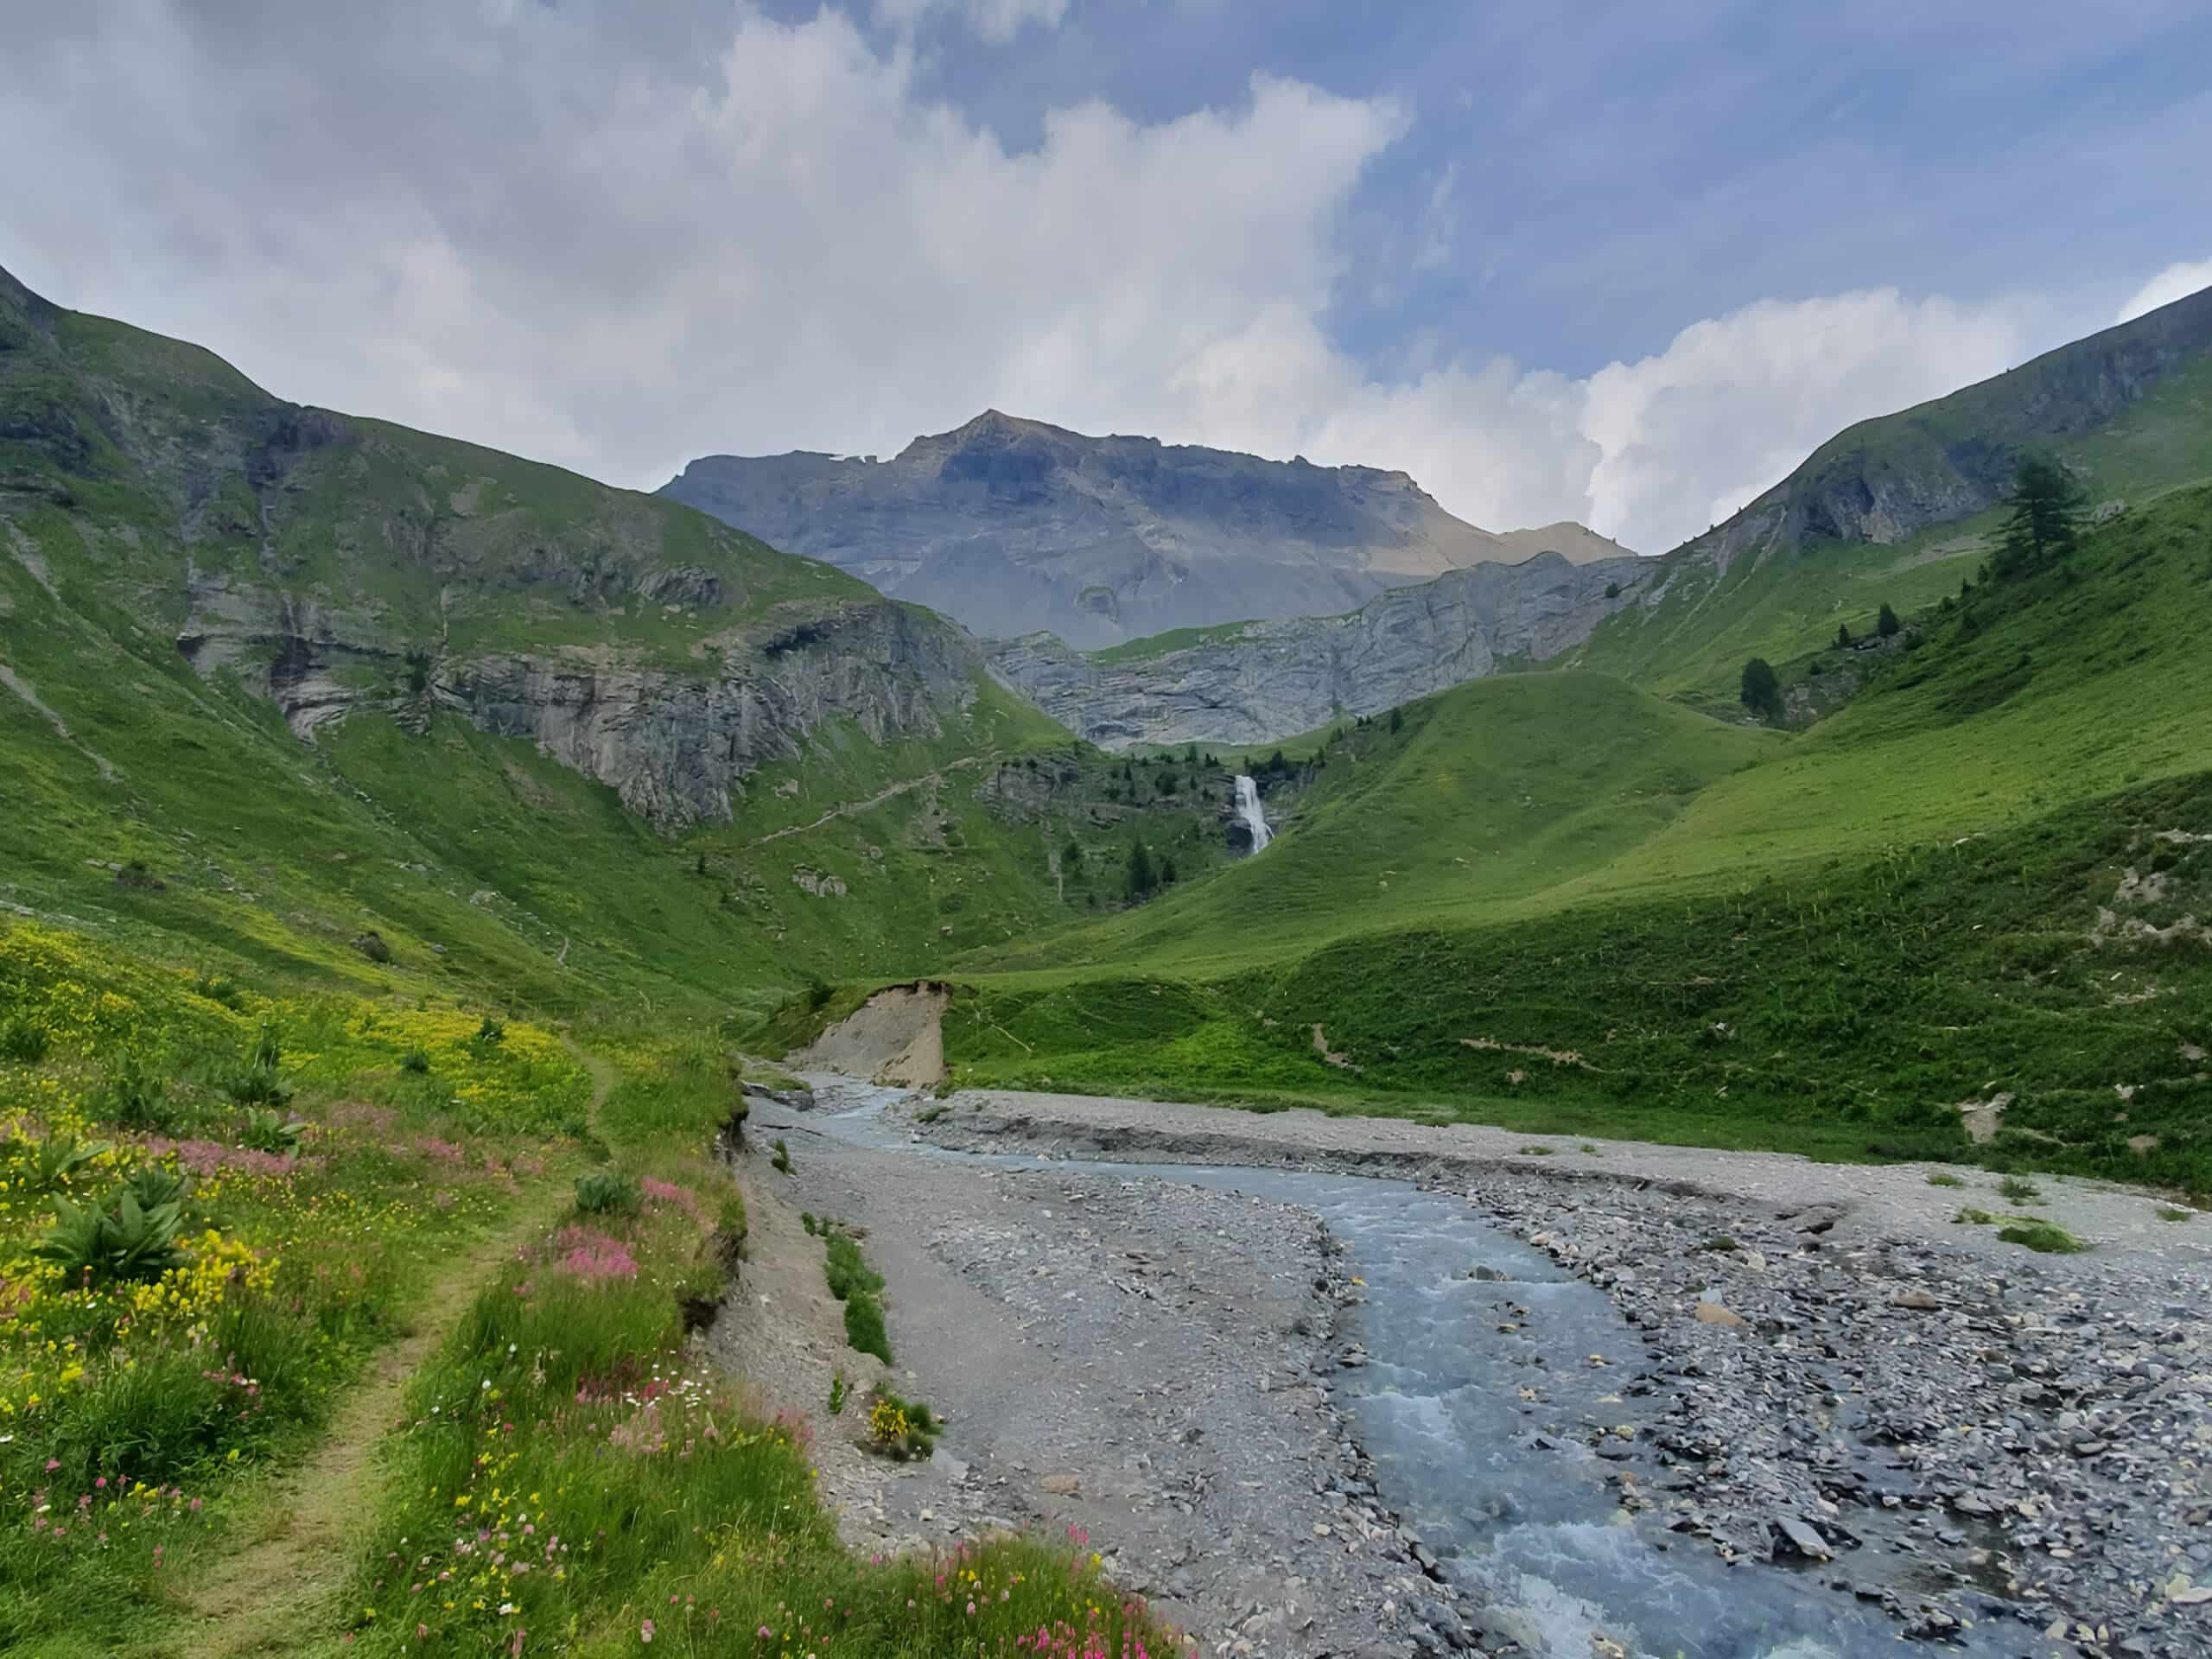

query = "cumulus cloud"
[[1576, 290, 2031, 549], [2116, 258, 2212, 324], [0, 3, 2052, 559], [875, 0, 1071, 43]]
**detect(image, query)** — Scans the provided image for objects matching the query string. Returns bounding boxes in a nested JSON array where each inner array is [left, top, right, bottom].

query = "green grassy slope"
[[0, 269, 1245, 1020], [1567, 291, 2212, 701], [978, 674, 1779, 976], [906, 484, 2212, 1191]]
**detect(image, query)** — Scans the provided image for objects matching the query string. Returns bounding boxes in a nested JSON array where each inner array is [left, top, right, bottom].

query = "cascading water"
[[1233, 774, 1273, 852]]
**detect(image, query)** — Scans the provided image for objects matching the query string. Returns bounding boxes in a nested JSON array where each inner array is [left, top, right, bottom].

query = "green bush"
[[121, 1162, 190, 1213], [1954, 1206, 1998, 1225], [770, 1136, 791, 1173], [1925, 1171, 1965, 1187], [842, 1290, 892, 1364], [36, 1190, 186, 1287], [1999, 1219, 2089, 1254], [399, 1046, 432, 1074], [823, 1230, 884, 1303], [99, 1052, 181, 1131], [575, 1168, 642, 1216], [23, 1133, 111, 1195], [1998, 1175, 2044, 1203], [238, 1109, 305, 1156], [0, 1014, 50, 1064]]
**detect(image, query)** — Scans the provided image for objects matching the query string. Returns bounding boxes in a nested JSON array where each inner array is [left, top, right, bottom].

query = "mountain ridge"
[[995, 283, 2212, 746], [660, 410, 1634, 648]]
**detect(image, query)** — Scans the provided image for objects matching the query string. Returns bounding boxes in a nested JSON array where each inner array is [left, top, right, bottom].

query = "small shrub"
[[1578, 1143, 1599, 1154], [823, 1230, 885, 1303], [29, 1133, 111, 1195], [470, 1015, 506, 1052], [1999, 1220, 2089, 1255], [1695, 1235, 1739, 1253], [398, 1046, 432, 1074], [1998, 1175, 2044, 1204], [843, 1291, 892, 1363], [770, 1136, 791, 1173], [801, 1211, 818, 1235], [239, 1109, 306, 1156], [2155, 1207, 2193, 1223], [863, 1388, 938, 1459], [1925, 1172, 1966, 1188], [828, 1371, 848, 1415], [122, 1161, 190, 1212], [575, 1168, 643, 1216], [1518, 1144, 1555, 1156], [36, 1190, 186, 1286], [192, 971, 244, 1007], [1953, 1207, 1998, 1225], [0, 1014, 50, 1064], [101, 1052, 181, 1131]]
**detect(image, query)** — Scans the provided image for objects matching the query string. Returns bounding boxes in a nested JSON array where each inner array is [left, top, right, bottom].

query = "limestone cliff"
[[991, 550, 1647, 748]]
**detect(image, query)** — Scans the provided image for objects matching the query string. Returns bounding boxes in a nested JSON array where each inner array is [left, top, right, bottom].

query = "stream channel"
[[798, 1077, 2027, 1659]]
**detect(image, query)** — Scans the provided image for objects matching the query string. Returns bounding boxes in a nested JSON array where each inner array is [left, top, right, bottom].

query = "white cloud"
[[874, 0, 1071, 44], [0, 3, 2065, 561], [2116, 257, 2212, 324], [1576, 289, 2031, 549]]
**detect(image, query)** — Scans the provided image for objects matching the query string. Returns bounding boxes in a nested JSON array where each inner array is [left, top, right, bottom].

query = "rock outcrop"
[[989, 550, 1647, 748], [661, 411, 1635, 648]]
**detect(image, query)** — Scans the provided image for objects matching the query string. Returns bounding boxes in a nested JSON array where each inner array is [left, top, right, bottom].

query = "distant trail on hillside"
[[738, 755, 993, 849]]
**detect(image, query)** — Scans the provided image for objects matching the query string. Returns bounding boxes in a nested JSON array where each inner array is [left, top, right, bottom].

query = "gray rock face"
[[661, 410, 1633, 648], [183, 591, 985, 829], [988, 550, 1648, 748]]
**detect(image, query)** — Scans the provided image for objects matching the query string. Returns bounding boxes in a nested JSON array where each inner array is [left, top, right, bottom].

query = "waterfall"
[[1233, 774, 1273, 853]]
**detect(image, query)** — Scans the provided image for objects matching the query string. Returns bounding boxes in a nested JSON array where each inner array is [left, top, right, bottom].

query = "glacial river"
[[800, 1078, 2031, 1658]]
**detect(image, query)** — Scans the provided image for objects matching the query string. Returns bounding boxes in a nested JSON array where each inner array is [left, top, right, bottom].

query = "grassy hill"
[[0, 267, 1244, 1020], [892, 483, 2212, 1192]]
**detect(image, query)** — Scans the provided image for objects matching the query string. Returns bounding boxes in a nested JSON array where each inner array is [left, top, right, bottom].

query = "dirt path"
[[172, 1048, 616, 1655], [738, 756, 990, 849]]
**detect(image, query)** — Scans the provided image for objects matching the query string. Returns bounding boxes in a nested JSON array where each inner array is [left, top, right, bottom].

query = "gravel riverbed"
[[710, 1082, 2210, 1659]]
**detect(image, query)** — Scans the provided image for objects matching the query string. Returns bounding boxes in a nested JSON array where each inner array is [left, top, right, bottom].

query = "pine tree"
[[1061, 837, 1082, 875], [1389, 706, 1403, 734], [1185, 744, 1198, 765], [1125, 840, 1155, 903], [1160, 856, 1178, 886], [1877, 602, 1901, 638], [1835, 622, 1853, 649], [1994, 455, 2086, 579], [1739, 657, 1782, 721]]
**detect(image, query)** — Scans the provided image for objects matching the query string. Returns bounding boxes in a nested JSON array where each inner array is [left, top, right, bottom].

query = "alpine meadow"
[[3, 10, 2212, 1656]]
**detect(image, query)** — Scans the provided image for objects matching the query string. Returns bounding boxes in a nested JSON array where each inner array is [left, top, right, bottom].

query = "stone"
[[1773, 1517, 1834, 1561], [1694, 1302, 1748, 1329]]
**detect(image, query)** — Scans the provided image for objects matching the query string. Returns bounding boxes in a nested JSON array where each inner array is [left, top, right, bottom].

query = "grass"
[[1998, 1220, 2091, 1255], [1926, 1172, 1966, 1188], [0, 921, 588, 1654], [1954, 1208, 1999, 1226], [817, 1220, 894, 1365], [2156, 1207, 2194, 1223], [931, 762, 2212, 1192], [1998, 1175, 2044, 1204]]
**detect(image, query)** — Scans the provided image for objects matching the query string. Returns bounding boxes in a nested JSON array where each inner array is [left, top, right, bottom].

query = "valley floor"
[[747, 1077, 2210, 1658]]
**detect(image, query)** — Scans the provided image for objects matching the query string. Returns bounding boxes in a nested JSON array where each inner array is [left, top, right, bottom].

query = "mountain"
[[1002, 283, 2212, 747], [659, 410, 1634, 647], [0, 267, 1242, 1007], [992, 547, 1646, 749]]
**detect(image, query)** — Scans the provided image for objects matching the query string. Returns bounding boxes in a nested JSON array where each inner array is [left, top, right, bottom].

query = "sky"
[[3, 0, 2209, 556]]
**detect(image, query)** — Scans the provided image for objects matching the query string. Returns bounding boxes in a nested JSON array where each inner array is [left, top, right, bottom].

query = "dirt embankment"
[[796, 982, 948, 1086]]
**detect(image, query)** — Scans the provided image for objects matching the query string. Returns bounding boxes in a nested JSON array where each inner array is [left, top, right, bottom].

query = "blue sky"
[[2, 1, 2207, 554], [866, 0, 2212, 372]]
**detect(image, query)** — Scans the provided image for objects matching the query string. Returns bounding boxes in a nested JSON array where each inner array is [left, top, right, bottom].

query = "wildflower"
[[640, 1618, 656, 1643]]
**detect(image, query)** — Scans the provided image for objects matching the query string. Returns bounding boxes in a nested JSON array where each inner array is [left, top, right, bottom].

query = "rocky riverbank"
[[709, 1093, 1484, 1657], [899, 1090, 2212, 1659]]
